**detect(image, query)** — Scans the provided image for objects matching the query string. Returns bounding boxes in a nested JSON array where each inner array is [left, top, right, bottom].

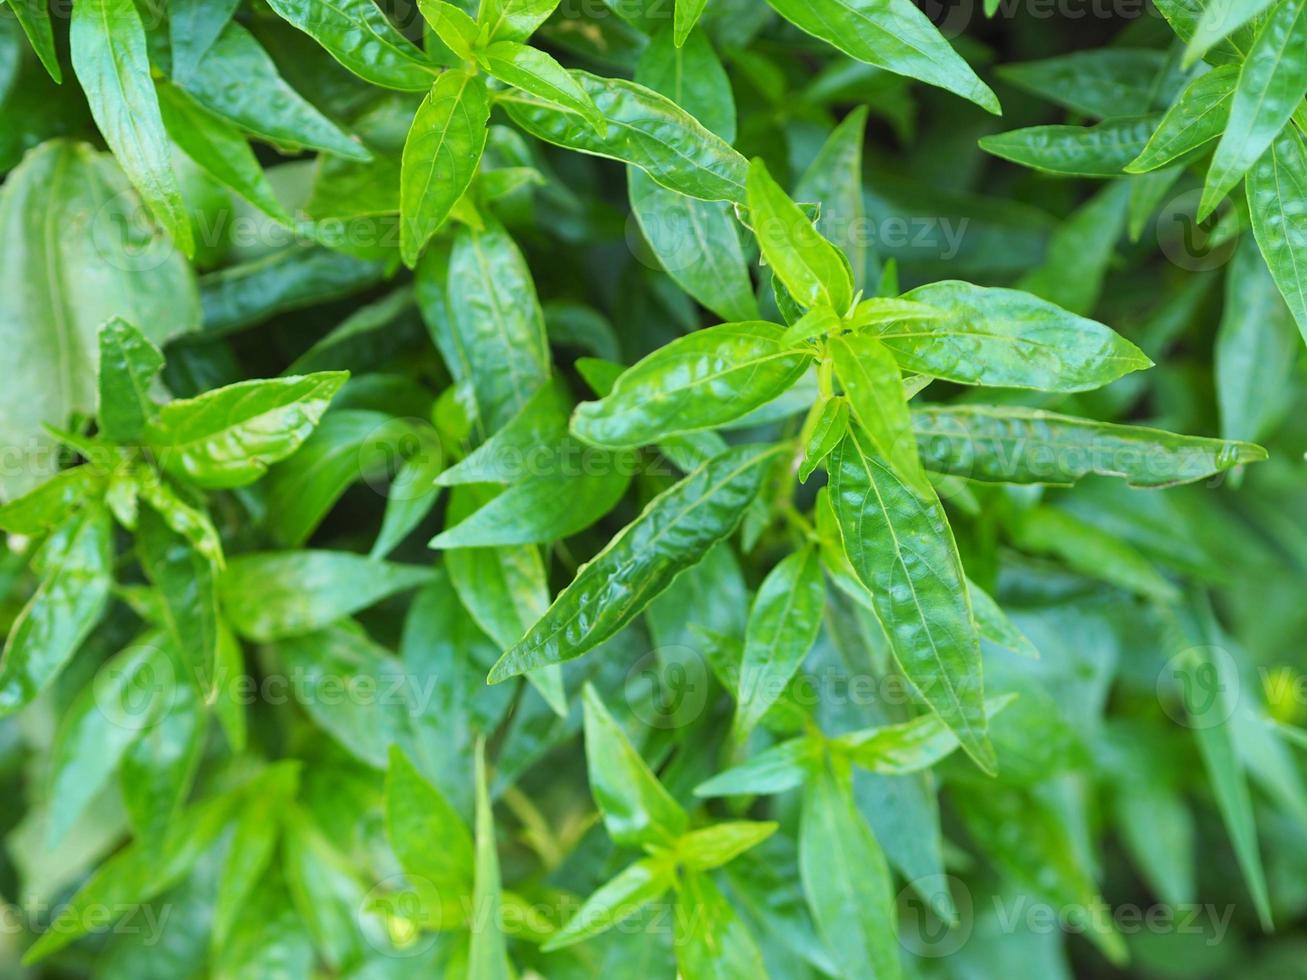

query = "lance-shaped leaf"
[[911, 404, 1267, 488], [1185, 0, 1278, 64], [797, 106, 873, 292], [9, 0, 61, 82], [969, 582, 1039, 659], [800, 764, 901, 980], [264, 0, 438, 91], [1247, 119, 1307, 342], [582, 683, 688, 849], [400, 70, 490, 267], [478, 0, 562, 41], [170, 0, 240, 81], [446, 220, 552, 434], [119, 674, 207, 841], [694, 735, 820, 798], [677, 821, 778, 871], [219, 551, 433, 642], [996, 49, 1169, 118], [96, 319, 163, 443], [543, 855, 676, 950], [136, 504, 220, 693], [478, 42, 606, 135], [435, 379, 570, 486], [145, 372, 348, 489], [501, 71, 750, 202], [1126, 66, 1238, 173], [467, 742, 512, 980], [1199, 0, 1307, 220], [0, 468, 104, 537], [978, 116, 1161, 177], [766, 0, 999, 114], [676, 869, 768, 978], [386, 746, 475, 895], [571, 323, 811, 448], [748, 158, 854, 314], [71, 0, 194, 254], [487, 444, 781, 681], [0, 505, 113, 716], [953, 781, 1127, 964], [799, 397, 849, 482], [675, 0, 711, 45], [827, 428, 995, 772], [832, 694, 1016, 774], [890, 281, 1151, 391], [734, 547, 825, 741]]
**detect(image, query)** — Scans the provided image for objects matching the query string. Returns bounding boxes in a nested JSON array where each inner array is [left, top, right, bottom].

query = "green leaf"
[[766, 0, 999, 113], [264, 0, 438, 90], [795, 106, 873, 292], [119, 672, 207, 840], [1185, 0, 1279, 65], [582, 683, 689, 849], [891, 281, 1152, 391], [468, 740, 512, 979], [176, 22, 371, 161], [693, 735, 818, 797], [479, 42, 606, 135], [979, 116, 1161, 177], [0, 142, 198, 499], [674, 0, 711, 45], [830, 331, 929, 490], [675, 869, 769, 978], [0, 505, 113, 716], [543, 855, 676, 950], [45, 638, 170, 846], [479, 0, 563, 42], [968, 582, 1040, 659], [912, 404, 1267, 487], [96, 318, 164, 444], [501, 71, 750, 202], [8, 0, 60, 83], [212, 770, 298, 952], [1126, 66, 1238, 173], [219, 551, 433, 641], [799, 396, 849, 483], [1246, 117, 1307, 341], [421, 0, 481, 60], [169, 0, 241, 81], [487, 444, 782, 681], [1199, 0, 1307, 219], [446, 219, 552, 433], [136, 503, 221, 692], [832, 694, 1016, 774], [571, 322, 811, 448], [734, 547, 824, 740], [400, 70, 491, 267], [748, 157, 855, 314], [70, 0, 194, 255], [677, 821, 778, 870], [1017, 181, 1130, 316], [385, 745, 475, 893], [157, 80, 293, 224], [996, 49, 1169, 118], [799, 764, 901, 980], [0, 467, 103, 536], [145, 372, 348, 489], [827, 428, 995, 773]]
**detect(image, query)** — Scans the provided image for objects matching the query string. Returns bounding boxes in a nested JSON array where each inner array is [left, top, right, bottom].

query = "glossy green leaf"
[[501, 71, 750, 202], [830, 331, 929, 490], [0, 468, 103, 536], [582, 683, 689, 848], [145, 372, 348, 489], [833, 694, 1016, 774], [400, 70, 490, 267], [479, 0, 562, 41], [766, 0, 999, 113], [799, 396, 849, 483], [827, 428, 995, 773], [735, 547, 824, 740], [70, 0, 193, 254], [693, 736, 819, 797], [676, 869, 769, 979], [219, 551, 433, 641], [8, 0, 61, 83], [468, 740, 512, 979], [0, 505, 113, 716], [488, 444, 781, 681], [96, 318, 164, 445], [748, 157, 855, 314], [800, 764, 900, 980], [169, 0, 241, 82], [674, 0, 711, 45], [543, 855, 676, 950], [890, 281, 1152, 391], [1185, 0, 1279, 65], [119, 672, 207, 840], [796, 107, 873, 291], [1246, 118, 1307, 341], [480, 42, 606, 135], [1200, 0, 1307, 219], [571, 323, 811, 448], [678, 821, 778, 870], [1126, 66, 1238, 173], [997, 49, 1169, 118], [385, 745, 475, 893], [912, 404, 1267, 487], [264, 0, 438, 90], [979, 116, 1161, 177]]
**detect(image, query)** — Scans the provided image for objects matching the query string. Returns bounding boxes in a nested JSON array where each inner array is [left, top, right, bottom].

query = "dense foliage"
[[0, 0, 1305, 976]]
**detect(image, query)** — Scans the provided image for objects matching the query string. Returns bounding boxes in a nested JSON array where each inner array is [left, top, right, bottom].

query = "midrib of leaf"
[[318, 0, 424, 64], [622, 345, 801, 406], [413, 74, 473, 218], [468, 230, 538, 404]]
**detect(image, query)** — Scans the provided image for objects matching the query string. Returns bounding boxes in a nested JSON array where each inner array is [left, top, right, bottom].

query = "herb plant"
[[0, 0, 1305, 976]]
